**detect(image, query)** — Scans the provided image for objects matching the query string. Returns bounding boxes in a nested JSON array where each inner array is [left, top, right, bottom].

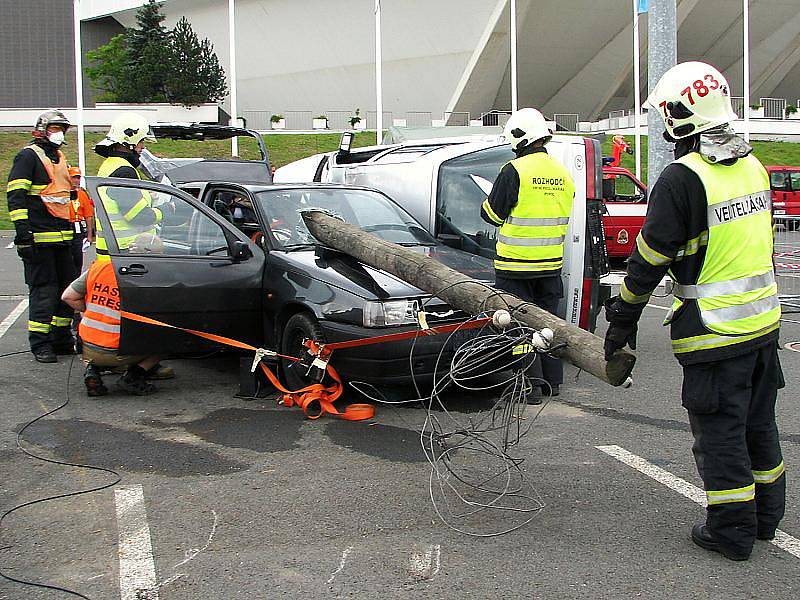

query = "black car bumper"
[[319, 320, 475, 385]]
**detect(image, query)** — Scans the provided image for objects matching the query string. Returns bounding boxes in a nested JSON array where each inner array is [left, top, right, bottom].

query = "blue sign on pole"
[[638, 0, 649, 13]]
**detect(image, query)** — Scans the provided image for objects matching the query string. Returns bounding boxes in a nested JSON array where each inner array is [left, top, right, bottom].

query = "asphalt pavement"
[[0, 231, 799, 599]]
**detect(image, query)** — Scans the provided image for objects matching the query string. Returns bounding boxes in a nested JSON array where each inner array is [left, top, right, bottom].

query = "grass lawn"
[[1, 129, 798, 229], [0, 131, 377, 229]]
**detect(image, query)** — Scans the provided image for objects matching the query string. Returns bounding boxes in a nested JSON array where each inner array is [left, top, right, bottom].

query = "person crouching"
[[61, 233, 169, 396]]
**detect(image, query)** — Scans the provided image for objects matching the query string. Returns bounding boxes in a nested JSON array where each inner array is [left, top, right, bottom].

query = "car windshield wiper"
[[397, 241, 436, 247], [282, 243, 317, 251]]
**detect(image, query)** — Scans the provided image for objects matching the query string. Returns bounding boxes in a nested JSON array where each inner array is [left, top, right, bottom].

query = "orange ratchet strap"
[[120, 310, 372, 420]]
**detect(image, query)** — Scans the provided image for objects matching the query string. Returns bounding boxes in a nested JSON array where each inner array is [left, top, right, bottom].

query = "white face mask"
[[47, 130, 65, 145]]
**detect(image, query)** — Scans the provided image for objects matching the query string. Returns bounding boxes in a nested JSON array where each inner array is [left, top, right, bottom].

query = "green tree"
[[85, 34, 137, 102], [166, 17, 228, 106], [84, 1, 226, 106], [125, 0, 172, 102]]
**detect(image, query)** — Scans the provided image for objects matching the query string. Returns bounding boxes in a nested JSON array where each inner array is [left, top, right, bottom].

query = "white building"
[[64, 1, 800, 127]]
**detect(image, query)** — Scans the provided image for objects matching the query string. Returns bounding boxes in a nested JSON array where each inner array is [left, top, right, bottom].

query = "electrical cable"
[[348, 280, 556, 537], [0, 354, 122, 599]]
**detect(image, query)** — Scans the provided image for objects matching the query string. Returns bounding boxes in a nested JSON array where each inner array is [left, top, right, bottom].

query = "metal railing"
[[367, 111, 393, 129], [284, 111, 313, 130], [481, 110, 512, 127], [444, 111, 470, 126], [241, 110, 272, 130], [405, 111, 432, 127], [760, 97, 786, 119], [731, 97, 745, 119], [322, 111, 354, 130], [774, 216, 800, 314], [553, 113, 579, 132]]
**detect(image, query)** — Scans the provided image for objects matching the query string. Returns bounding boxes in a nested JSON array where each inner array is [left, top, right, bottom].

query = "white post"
[[375, 0, 383, 144], [228, 0, 239, 156], [743, 0, 750, 142], [73, 0, 86, 175], [510, 0, 518, 112], [632, 0, 642, 180]]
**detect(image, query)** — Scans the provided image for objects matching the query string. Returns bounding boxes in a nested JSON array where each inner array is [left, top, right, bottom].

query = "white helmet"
[[645, 61, 738, 139], [97, 113, 157, 149], [503, 108, 553, 151]]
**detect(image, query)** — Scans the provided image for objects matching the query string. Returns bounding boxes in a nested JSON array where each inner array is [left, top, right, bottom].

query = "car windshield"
[[255, 188, 437, 248]]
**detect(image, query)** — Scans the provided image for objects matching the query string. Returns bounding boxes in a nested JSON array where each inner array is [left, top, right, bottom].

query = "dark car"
[[84, 177, 494, 387]]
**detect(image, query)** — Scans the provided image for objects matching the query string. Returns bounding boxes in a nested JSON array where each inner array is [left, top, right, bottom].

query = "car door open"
[[85, 177, 265, 355]]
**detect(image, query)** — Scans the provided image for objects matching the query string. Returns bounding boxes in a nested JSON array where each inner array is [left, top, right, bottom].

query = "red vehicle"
[[767, 166, 800, 222], [602, 166, 647, 258]]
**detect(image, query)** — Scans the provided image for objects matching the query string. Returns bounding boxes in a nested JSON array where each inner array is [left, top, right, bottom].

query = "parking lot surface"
[[1, 233, 799, 599]]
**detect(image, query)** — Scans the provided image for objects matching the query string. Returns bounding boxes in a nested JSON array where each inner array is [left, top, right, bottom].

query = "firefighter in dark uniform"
[[481, 108, 575, 401], [6, 110, 77, 362], [604, 61, 785, 561]]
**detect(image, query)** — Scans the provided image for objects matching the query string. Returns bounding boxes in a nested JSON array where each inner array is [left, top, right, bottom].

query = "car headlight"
[[363, 300, 418, 327]]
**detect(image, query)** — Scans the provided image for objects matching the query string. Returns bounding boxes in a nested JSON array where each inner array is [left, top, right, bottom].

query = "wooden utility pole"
[[302, 211, 635, 387]]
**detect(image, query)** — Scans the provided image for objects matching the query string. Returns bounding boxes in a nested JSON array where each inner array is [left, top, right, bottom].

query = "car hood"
[[279, 244, 494, 300]]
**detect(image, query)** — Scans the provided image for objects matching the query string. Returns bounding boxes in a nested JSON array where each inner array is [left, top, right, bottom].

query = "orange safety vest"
[[27, 144, 72, 220], [79, 260, 122, 350]]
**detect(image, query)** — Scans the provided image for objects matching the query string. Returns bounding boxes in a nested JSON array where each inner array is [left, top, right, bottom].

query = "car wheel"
[[280, 312, 327, 391]]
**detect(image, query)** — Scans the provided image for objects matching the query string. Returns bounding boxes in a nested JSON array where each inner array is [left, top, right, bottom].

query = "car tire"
[[280, 312, 327, 391]]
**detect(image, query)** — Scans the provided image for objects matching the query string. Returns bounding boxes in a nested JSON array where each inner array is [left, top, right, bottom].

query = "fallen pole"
[[302, 211, 635, 387]]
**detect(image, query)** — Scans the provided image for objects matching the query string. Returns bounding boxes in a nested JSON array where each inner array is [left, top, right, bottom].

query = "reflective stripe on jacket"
[[96, 156, 160, 254], [667, 153, 780, 354], [494, 153, 575, 273], [78, 260, 121, 350]]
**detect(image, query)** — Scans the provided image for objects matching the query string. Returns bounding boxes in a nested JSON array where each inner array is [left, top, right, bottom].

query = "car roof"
[[191, 181, 384, 194]]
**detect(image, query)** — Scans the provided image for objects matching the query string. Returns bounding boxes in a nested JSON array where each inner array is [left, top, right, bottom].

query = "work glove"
[[604, 296, 639, 361]]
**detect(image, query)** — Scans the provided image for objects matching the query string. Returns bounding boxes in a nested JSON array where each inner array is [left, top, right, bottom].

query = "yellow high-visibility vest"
[[669, 153, 780, 355], [493, 152, 575, 274], [95, 156, 160, 256]]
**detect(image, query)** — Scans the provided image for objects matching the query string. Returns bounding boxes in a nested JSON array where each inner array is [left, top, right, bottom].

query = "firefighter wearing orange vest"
[[62, 234, 165, 396], [6, 110, 78, 362], [67, 165, 95, 274]]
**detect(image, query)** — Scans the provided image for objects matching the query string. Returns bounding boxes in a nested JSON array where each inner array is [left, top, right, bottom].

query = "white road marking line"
[[408, 544, 441, 580], [326, 546, 354, 584], [115, 485, 159, 600], [646, 304, 670, 311], [597, 444, 800, 559], [5, 241, 14, 249], [0, 299, 28, 340]]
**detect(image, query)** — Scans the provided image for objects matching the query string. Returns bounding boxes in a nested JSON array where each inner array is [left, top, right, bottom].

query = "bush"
[[271, 114, 284, 123], [750, 104, 762, 110], [349, 108, 362, 127], [786, 105, 798, 115]]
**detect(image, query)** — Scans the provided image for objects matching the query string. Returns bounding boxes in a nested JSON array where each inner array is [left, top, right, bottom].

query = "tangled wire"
[[351, 287, 557, 537]]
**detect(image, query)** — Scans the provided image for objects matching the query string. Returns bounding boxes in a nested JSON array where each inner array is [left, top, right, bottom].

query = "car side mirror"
[[231, 240, 252, 262]]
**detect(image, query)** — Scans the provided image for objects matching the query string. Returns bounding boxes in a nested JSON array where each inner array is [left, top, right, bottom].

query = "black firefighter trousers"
[[682, 340, 786, 557], [495, 274, 563, 387], [22, 244, 77, 353]]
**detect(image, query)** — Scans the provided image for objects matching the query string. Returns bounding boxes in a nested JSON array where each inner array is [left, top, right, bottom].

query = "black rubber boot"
[[84, 363, 108, 397], [118, 366, 157, 396]]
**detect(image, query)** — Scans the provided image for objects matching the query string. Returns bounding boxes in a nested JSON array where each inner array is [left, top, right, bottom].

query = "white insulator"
[[492, 309, 512, 328]]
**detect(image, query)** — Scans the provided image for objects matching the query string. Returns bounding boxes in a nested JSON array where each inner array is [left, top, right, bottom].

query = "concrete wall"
[[0, 0, 75, 108], [0, 104, 219, 128]]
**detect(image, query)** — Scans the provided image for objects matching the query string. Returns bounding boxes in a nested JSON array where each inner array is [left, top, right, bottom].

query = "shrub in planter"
[[312, 115, 328, 129], [349, 108, 361, 127], [271, 114, 285, 129], [786, 106, 799, 119]]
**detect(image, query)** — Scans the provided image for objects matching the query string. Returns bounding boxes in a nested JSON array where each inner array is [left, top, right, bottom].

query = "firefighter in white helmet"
[[480, 108, 576, 402], [90, 113, 176, 385], [94, 113, 168, 255], [604, 61, 785, 560]]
